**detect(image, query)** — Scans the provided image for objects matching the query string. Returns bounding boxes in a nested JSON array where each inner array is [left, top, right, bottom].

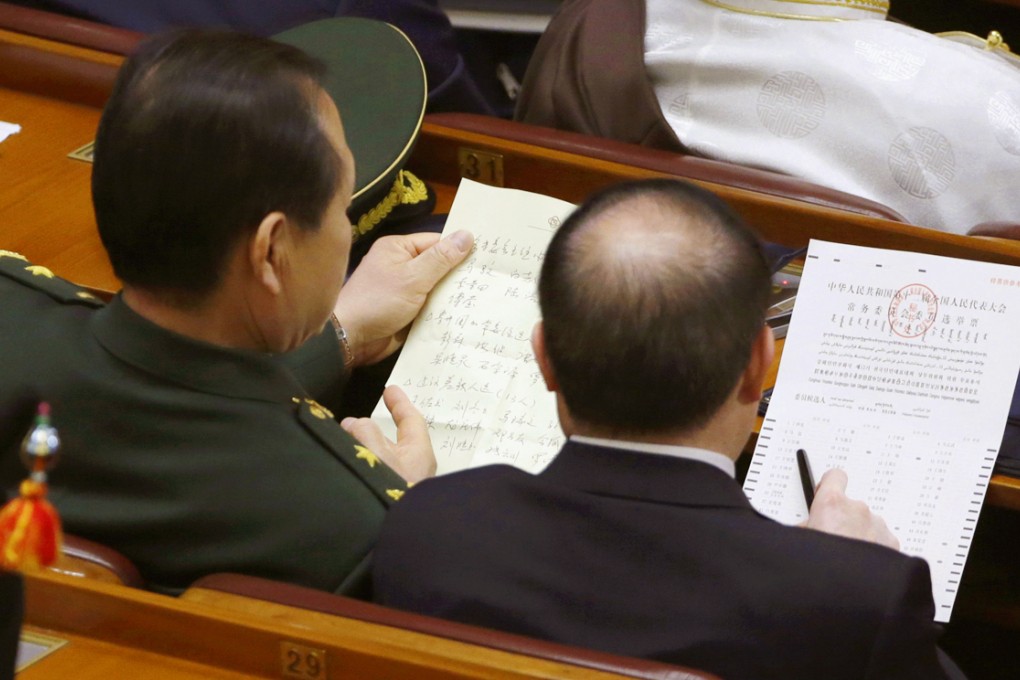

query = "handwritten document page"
[[371, 179, 575, 474], [743, 240, 1020, 622]]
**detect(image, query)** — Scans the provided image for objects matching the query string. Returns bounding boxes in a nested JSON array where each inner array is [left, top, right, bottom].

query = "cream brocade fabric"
[[646, 0, 1020, 234]]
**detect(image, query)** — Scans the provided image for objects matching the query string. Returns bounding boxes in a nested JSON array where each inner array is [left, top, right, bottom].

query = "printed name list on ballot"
[[743, 239, 1020, 622], [371, 179, 574, 474]]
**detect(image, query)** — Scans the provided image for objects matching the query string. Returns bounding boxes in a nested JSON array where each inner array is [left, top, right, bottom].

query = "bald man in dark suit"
[[372, 179, 966, 679]]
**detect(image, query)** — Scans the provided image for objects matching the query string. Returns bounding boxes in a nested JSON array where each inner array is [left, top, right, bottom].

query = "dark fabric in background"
[[9, 0, 498, 114]]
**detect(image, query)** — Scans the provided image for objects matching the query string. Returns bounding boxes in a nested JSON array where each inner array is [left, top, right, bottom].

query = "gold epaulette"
[[292, 397, 409, 506], [0, 251, 104, 307]]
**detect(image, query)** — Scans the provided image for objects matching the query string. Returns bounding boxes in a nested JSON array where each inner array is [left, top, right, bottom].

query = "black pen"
[[796, 448, 816, 509]]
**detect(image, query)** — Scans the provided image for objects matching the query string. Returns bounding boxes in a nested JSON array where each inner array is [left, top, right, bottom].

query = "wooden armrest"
[[0, 38, 120, 106], [0, 1, 143, 55], [425, 113, 907, 223], [51, 533, 144, 588], [0, 1, 140, 106], [188, 573, 718, 680], [967, 221, 1020, 240]]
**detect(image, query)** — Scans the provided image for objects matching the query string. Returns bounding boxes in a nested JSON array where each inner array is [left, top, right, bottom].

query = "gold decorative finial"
[[986, 31, 1010, 52]]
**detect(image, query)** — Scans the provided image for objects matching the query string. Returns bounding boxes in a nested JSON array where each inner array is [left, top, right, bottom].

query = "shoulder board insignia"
[[0, 256, 105, 308], [294, 397, 407, 506], [302, 397, 334, 420], [355, 445, 380, 468], [25, 265, 54, 278]]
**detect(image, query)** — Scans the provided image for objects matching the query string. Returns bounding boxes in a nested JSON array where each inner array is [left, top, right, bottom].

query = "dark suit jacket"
[[374, 440, 957, 679], [0, 253, 408, 595]]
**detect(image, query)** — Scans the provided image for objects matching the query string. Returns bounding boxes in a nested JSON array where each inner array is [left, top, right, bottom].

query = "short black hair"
[[93, 29, 342, 299], [538, 179, 771, 435]]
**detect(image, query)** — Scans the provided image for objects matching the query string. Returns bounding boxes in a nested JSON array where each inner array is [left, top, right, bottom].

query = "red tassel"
[[0, 481, 63, 570], [0, 403, 63, 571]]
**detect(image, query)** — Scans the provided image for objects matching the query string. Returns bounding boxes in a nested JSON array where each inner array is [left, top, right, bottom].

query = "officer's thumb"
[[414, 230, 473, 285]]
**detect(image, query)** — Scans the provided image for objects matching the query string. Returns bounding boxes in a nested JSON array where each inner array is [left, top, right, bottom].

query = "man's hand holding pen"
[[800, 465, 900, 551]]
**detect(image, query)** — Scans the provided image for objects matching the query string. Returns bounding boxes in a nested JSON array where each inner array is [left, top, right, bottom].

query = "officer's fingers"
[[384, 386, 433, 460], [406, 230, 474, 288], [392, 231, 441, 257], [382, 386, 436, 479], [383, 386, 426, 440], [340, 416, 391, 455]]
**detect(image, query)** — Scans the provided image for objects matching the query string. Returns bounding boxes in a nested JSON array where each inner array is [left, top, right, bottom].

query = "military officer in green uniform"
[[0, 25, 472, 595]]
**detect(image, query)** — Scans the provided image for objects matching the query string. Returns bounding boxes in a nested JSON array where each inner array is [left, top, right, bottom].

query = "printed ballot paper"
[[743, 240, 1020, 622], [371, 179, 572, 474]]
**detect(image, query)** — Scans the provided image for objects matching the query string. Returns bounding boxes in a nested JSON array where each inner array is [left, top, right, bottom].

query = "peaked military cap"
[[274, 18, 434, 243]]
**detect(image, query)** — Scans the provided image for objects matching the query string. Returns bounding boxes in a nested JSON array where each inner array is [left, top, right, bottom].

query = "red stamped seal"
[[888, 283, 938, 338]]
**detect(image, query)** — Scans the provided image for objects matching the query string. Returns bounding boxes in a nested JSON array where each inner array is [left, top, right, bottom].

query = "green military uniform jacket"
[[0, 252, 408, 595]]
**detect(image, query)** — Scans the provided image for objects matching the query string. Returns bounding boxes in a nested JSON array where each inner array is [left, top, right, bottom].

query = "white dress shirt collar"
[[570, 435, 736, 478]]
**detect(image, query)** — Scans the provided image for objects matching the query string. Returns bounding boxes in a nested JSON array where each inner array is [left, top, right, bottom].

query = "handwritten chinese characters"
[[371, 180, 575, 474]]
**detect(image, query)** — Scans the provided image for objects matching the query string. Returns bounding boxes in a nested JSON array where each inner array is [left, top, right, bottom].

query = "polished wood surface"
[[177, 586, 680, 680], [0, 25, 122, 66], [21, 570, 650, 679], [19, 625, 252, 679], [180, 573, 717, 680], [0, 28, 120, 290], [0, 86, 111, 288]]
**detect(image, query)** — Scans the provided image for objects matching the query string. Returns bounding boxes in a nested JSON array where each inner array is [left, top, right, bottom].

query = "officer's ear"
[[531, 321, 559, 393], [249, 211, 289, 295]]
